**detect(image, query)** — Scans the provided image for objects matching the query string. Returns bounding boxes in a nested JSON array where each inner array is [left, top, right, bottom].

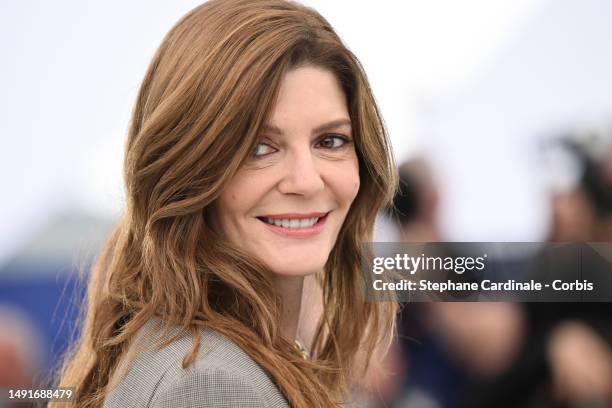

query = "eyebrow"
[[262, 118, 352, 136]]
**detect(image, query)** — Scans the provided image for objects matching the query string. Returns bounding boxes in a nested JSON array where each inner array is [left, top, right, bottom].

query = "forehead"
[[266, 65, 349, 132]]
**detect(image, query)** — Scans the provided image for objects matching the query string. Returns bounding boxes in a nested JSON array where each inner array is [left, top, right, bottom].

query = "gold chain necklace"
[[293, 338, 310, 360]]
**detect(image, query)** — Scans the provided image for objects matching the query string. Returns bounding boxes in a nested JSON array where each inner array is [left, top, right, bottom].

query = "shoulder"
[[150, 365, 274, 408], [103, 319, 289, 408]]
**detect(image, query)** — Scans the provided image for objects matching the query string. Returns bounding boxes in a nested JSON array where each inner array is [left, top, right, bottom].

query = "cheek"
[[330, 159, 361, 206], [348, 173, 360, 204], [217, 190, 238, 218], [215, 169, 273, 225], [347, 155, 361, 202], [214, 177, 250, 229]]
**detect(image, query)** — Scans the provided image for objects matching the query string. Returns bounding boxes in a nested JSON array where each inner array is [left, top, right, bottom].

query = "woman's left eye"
[[317, 135, 349, 149]]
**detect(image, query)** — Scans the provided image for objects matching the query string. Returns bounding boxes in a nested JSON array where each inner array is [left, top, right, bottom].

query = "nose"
[[277, 147, 324, 196]]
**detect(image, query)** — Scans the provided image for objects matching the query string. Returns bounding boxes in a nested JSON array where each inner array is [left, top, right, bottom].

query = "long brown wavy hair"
[[53, 0, 398, 406]]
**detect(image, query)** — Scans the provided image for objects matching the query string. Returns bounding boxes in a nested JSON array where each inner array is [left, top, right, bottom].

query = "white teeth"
[[262, 217, 320, 228]]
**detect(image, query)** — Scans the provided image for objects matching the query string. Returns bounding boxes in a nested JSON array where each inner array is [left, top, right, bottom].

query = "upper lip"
[[257, 212, 329, 220]]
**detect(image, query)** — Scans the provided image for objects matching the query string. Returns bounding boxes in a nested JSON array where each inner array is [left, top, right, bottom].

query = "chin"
[[266, 257, 328, 278], [271, 265, 324, 277], [253, 242, 335, 277]]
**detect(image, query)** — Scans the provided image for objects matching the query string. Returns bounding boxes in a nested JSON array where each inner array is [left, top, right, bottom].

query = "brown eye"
[[318, 135, 348, 149], [253, 143, 276, 157]]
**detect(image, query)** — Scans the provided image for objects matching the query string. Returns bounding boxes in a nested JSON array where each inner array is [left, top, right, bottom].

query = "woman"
[[53, 0, 397, 406]]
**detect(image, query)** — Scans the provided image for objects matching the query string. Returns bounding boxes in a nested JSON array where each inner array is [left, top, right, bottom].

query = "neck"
[[272, 275, 305, 342]]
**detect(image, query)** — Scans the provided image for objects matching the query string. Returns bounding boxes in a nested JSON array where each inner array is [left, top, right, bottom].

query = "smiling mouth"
[[256, 213, 329, 229]]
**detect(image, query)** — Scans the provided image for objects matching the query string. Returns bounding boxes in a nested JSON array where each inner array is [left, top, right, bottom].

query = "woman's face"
[[213, 65, 360, 277]]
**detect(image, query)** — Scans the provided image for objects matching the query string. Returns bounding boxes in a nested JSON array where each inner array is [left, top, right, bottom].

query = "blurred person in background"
[[388, 159, 526, 408], [391, 159, 442, 244], [0, 305, 44, 408], [549, 130, 612, 242], [463, 127, 612, 408], [540, 129, 612, 407]]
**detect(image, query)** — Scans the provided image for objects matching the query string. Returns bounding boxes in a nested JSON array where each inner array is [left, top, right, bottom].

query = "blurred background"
[[1, 0, 612, 407]]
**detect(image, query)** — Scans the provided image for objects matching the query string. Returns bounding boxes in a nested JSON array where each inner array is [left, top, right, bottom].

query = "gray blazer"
[[103, 319, 290, 408]]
